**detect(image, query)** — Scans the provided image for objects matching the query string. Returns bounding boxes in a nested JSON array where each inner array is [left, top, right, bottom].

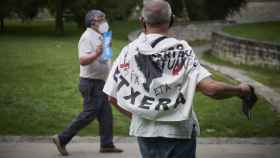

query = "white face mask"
[[98, 22, 109, 33]]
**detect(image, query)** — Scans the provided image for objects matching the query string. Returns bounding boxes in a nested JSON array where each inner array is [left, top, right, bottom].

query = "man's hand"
[[95, 44, 103, 57], [197, 79, 257, 120], [108, 96, 132, 119], [238, 83, 251, 98], [79, 44, 103, 65]]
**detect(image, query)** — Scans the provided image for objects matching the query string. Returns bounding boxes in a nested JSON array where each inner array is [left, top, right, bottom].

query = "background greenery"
[[0, 20, 279, 137], [168, 0, 246, 20], [1, 0, 247, 34], [223, 21, 280, 44]]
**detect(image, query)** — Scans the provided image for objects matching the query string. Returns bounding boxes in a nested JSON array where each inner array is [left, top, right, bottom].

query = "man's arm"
[[80, 44, 103, 65], [197, 78, 251, 99], [108, 96, 132, 119]]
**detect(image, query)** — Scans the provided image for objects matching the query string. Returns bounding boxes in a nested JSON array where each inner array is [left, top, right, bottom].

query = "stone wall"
[[128, 21, 232, 42], [211, 31, 280, 69], [171, 21, 232, 41]]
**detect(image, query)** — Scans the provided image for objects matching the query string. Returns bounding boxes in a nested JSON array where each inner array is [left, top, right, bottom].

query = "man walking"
[[103, 0, 256, 158], [52, 10, 122, 156]]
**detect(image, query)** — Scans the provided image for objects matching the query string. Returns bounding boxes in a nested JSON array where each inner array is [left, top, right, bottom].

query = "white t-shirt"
[[103, 33, 211, 138], [78, 28, 110, 80]]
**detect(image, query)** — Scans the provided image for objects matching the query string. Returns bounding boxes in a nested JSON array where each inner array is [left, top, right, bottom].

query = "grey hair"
[[142, 0, 172, 25], [85, 10, 105, 28]]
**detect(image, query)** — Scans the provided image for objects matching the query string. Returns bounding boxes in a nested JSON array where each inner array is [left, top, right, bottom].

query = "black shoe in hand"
[[241, 85, 258, 120]]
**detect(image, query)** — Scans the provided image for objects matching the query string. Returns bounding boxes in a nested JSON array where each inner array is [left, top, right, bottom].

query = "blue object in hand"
[[102, 31, 112, 60]]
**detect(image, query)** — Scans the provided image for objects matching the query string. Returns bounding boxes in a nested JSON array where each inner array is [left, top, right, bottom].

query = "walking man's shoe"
[[52, 135, 69, 156], [100, 144, 123, 153]]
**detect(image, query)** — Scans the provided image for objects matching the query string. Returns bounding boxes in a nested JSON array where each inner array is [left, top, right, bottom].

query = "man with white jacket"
[[103, 0, 256, 158]]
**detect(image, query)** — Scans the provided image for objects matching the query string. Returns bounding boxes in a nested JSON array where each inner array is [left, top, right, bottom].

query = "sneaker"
[[100, 144, 123, 153], [52, 135, 69, 156]]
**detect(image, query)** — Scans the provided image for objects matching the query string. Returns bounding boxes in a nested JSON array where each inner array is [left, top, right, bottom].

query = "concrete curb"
[[0, 136, 279, 144]]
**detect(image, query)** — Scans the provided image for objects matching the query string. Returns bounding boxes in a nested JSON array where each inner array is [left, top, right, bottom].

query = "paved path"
[[0, 141, 279, 158], [193, 45, 280, 113], [1, 136, 279, 158]]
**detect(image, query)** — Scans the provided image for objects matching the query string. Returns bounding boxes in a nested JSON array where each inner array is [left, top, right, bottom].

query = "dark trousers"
[[137, 128, 196, 158], [59, 78, 113, 146]]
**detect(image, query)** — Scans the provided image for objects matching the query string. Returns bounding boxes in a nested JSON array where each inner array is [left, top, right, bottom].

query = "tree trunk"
[[182, 0, 190, 23], [55, 0, 64, 35], [0, 18, 4, 32]]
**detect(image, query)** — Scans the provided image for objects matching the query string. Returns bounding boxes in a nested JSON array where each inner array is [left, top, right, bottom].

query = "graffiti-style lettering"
[[117, 75, 129, 91], [155, 98, 171, 111], [113, 67, 120, 82], [174, 93, 186, 109], [153, 84, 172, 96], [123, 88, 141, 104], [131, 71, 140, 85], [139, 96, 154, 110]]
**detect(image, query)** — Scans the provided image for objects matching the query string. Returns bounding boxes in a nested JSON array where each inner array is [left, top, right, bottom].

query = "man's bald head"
[[142, 0, 172, 26]]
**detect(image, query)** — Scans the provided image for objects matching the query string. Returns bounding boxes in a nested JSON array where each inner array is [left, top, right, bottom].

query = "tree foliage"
[[0, 0, 45, 31], [0, 0, 13, 19], [68, 0, 141, 28], [0, 0, 14, 31], [168, 0, 247, 21], [14, 0, 44, 22], [0, 0, 247, 34], [45, 0, 140, 33]]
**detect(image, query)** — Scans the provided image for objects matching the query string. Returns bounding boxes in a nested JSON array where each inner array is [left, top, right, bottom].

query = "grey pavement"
[[1, 141, 280, 158]]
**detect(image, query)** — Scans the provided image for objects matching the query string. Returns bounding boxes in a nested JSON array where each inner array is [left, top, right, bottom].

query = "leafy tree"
[[97, 0, 141, 21], [167, 0, 190, 22], [168, 0, 247, 21], [14, 0, 42, 22], [0, 0, 45, 31], [69, 0, 141, 28], [47, 0, 73, 34], [204, 0, 247, 20], [47, 0, 140, 34], [67, 0, 98, 28], [0, 0, 14, 32]]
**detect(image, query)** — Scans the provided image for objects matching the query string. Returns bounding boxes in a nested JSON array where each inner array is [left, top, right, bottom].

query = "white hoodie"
[[103, 33, 211, 122]]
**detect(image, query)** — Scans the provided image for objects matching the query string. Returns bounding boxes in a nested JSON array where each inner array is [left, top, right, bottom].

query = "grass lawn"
[[0, 20, 279, 137], [223, 21, 280, 43], [196, 70, 280, 137]]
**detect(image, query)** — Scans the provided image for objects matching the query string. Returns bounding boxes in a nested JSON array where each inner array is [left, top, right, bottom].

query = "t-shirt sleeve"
[[184, 43, 211, 84], [78, 38, 92, 58], [103, 47, 126, 98], [196, 64, 212, 83]]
